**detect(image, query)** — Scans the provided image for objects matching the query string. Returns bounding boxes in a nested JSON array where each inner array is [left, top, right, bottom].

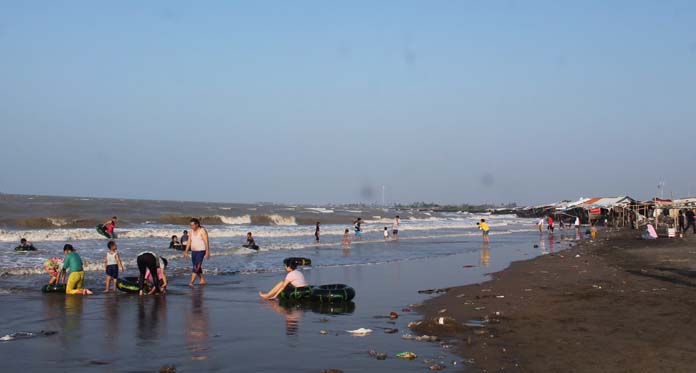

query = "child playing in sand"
[[383, 227, 389, 240], [590, 222, 597, 240], [104, 241, 124, 292], [342, 229, 351, 246]]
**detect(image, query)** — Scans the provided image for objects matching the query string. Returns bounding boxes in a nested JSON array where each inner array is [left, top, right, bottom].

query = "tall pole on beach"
[[382, 185, 385, 206]]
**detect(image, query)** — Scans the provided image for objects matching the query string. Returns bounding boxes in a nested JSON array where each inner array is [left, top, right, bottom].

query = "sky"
[[1, 1, 695, 205]]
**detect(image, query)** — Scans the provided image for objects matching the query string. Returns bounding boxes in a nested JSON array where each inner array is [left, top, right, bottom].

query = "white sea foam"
[[216, 215, 252, 225]]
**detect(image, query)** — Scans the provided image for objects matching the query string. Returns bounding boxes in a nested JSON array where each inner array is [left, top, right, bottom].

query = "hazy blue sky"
[[1, 1, 695, 205]]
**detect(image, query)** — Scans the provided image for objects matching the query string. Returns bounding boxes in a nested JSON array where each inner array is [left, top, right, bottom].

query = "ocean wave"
[[216, 215, 252, 225]]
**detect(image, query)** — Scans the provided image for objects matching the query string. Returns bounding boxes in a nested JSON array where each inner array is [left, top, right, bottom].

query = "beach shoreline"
[[413, 229, 696, 372]]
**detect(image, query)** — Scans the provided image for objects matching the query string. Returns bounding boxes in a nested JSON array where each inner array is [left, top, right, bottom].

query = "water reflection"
[[264, 300, 304, 336], [137, 296, 167, 341], [187, 288, 209, 361], [479, 243, 490, 267], [103, 294, 120, 343]]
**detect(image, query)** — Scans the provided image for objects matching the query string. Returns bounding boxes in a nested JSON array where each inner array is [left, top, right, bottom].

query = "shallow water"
[[0, 231, 577, 372]]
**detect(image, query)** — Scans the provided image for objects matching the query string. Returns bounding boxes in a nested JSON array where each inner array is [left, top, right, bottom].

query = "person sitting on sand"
[[642, 224, 658, 240], [259, 258, 309, 300], [18, 238, 34, 250], [61, 244, 93, 295], [102, 216, 118, 239], [43, 257, 64, 285], [243, 232, 259, 250], [169, 235, 181, 249]]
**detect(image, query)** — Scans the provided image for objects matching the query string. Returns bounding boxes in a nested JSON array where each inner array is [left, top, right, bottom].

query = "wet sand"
[[0, 233, 564, 372], [414, 229, 696, 372]]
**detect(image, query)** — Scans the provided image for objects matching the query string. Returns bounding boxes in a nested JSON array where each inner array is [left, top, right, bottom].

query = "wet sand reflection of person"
[[480, 243, 490, 267], [187, 288, 209, 361], [264, 301, 304, 337], [103, 294, 121, 344], [136, 296, 167, 341]]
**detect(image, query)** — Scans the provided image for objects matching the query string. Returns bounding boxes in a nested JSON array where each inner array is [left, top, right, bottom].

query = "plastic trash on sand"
[[347, 328, 372, 336], [396, 352, 418, 360]]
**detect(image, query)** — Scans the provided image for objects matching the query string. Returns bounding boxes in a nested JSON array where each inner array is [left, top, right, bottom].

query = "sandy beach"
[[414, 229, 696, 372]]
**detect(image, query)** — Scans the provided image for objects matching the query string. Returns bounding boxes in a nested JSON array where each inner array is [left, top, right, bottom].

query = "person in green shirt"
[[62, 244, 93, 295]]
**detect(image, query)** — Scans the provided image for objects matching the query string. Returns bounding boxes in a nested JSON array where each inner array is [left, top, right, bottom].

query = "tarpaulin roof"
[[574, 196, 635, 209]]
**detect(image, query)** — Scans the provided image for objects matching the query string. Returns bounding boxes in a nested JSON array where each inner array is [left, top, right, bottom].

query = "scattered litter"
[[496, 295, 505, 298], [383, 328, 398, 334], [464, 320, 485, 328], [533, 244, 539, 248], [0, 331, 57, 341], [396, 352, 418, 360], [408, 321, 422, 328], [592, 284, 603, 290], [480, 289, 492, 292], [430, 364, 446, 370], [473, 329, 488, 335], [368, 350, 388, 360], [389, 312, 399, 319], [347, 328, 372, 336], [575, 254, 581, 258], [320, 330, 328, 335], [456, 294, 466, 298], [159, 365, 176, 373], [319, 318, 330, 323], [402, 334, 415, 340], [418, 288, 449, 294], [438, 317, 445, 325], [474, 306, 486, 311], [415, 335, 439, 342], [401, 308, 412, 312], [438, 308, 447, 314], [462, 265, 476, 268]]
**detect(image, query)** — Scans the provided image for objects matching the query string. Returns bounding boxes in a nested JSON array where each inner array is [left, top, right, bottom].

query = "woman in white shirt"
[[259, 259, 309, 300]]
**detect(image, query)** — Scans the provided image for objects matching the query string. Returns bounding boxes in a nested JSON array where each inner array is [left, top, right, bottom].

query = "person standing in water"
[[574, 216, 581, 231], [314, 222, 320, 243], [62, 244, 93, 295], [537, 218, 545, 233], [184, 218, 209, 287], [102, 216, 118, 239], [342, 229, 351, 246], [353, 218, 363, 240], [547, 215, 555, 233], [181, 230, 189, 246], [478, 219, 490, 243], [392, 215, 401, 240], [104, 240, 124, 293]]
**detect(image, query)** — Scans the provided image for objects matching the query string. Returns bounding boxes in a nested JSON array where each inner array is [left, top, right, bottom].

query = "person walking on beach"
[[185, 218, 210, 287], [104, 240, 124, 293], [62, 244, 93, 295], [574, 216, 581, 231], [537, 218, 544, 233], [547, 216, 555, 233], [478, 219, 490, 243], [684, 209, 696, 234], [678, 210, 686, 234], [353, 218, 363, 240], [314, 222, 320, 243], [392, 215, 401, 240]]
